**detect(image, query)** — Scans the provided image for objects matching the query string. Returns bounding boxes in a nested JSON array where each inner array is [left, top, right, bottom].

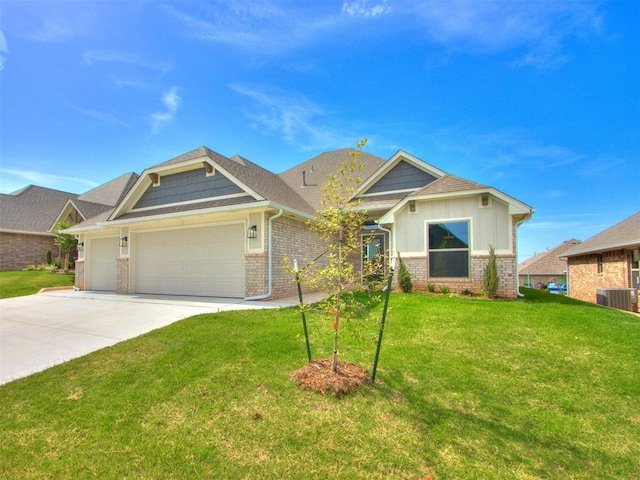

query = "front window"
[[428, 221, 470, 277]]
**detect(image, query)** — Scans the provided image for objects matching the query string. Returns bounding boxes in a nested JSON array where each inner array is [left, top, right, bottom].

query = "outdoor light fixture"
[[119, 236, 128, 248], [77, 242, 84, 251], [247, 225, 257, 239]]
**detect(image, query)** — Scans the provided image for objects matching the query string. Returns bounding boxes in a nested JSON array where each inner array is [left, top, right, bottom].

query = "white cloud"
[[431, 126, 585, 170], [410, 0, 603, 67], [27, 19, 75, 43], [0, 30, 8, 70], [342, 0, 391, 18], [230, 83, 357, 150], [82, 50, 172, 75], [0, 168, 99, 192], [71, 105, 127, 127], [150, 87, 181, 134]]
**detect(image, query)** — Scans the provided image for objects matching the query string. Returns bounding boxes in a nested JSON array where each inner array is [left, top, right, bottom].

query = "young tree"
[[483, 244, 499, 298], [297, 138, 381, 372], [53, 221, 77, 274]]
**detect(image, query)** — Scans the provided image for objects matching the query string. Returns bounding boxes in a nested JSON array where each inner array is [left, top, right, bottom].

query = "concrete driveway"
[[0, 289, 300, 385]]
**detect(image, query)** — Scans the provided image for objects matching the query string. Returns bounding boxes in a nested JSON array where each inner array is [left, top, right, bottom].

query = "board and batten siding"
[[394, 195, 511, 255]]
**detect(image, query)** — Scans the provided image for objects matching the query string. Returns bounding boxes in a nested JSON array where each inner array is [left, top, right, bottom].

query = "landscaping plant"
[[483, 244, 499, 298]]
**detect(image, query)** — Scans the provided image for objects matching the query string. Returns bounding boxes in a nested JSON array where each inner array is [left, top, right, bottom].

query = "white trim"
[[129, 192, 252, 213], [355, 150, 446, 199], [359, 187, 418, 197], [109, 155, 266, 221], [0, 229, 56, 237]]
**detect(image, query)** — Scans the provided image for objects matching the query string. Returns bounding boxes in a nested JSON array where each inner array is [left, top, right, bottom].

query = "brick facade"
[[116, 258, 129, 294], [269, 214, 328, 298], [75, 260, 85, 290], [567, 250, 632, 304], [397, 253, 518, 297], [0, 232, 59, 270]]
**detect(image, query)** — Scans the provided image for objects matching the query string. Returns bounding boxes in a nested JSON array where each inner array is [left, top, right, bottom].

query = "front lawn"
[[0, 271, 75, 299], [1, 290, 638, 479]]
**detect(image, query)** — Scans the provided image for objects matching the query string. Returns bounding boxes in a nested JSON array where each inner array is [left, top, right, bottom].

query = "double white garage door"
[[87, 224, 245, 298]]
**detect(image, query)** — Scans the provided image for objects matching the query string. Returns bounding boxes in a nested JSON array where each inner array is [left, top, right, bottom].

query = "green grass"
[[0, 271, 75, 299], [1, 289, 638, 479]]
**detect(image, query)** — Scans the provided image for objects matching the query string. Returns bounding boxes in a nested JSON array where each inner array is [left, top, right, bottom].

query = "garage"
[[87, 237, 119, 291], [133, 224, 245, 297]]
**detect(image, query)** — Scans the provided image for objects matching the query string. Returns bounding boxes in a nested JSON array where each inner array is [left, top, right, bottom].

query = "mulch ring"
[[290, 358, 370, 397]]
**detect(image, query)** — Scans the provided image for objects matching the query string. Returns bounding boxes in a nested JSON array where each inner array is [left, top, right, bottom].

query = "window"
[[597, 254, 604, 274], [428, 221, 470, 278]]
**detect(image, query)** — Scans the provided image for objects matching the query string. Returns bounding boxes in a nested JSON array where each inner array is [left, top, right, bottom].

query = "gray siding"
[[365, 161, 437, 194], [135, 168, 244, 209]]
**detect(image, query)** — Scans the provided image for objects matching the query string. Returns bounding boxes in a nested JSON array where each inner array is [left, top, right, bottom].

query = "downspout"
[[515, 216, 530, 298], [375, 221, 393, 271], [244, 208, 284, 301]]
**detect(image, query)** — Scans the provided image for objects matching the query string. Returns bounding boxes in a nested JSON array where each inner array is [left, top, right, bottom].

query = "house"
[[562, 211, 640, 311], [518, 239, 582, 288], [0, 186, 78, 270], [0, 173, 138, 271], [65, 146, 533, 299]]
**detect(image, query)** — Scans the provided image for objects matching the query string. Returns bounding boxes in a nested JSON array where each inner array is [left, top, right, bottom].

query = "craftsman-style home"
[[66, 146, 533, 299]]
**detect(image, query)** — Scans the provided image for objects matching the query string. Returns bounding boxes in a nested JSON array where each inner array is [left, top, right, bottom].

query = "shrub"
[[483, 245, 499, 298], [440, 285, 451, 295], [46, 250, 52, 265], [427, 283, 436, 293], [397, 252, 412, 293]]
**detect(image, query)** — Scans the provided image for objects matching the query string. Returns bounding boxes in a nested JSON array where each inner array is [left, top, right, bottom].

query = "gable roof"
[[78, 172, 138, 206], [0, 185, 78, 235], [562, 211, 640, 257], [52, 173, 139, 229], [102, 146, 314, 226], [518, 239, 581, 275], [279, 148, 386, 211]]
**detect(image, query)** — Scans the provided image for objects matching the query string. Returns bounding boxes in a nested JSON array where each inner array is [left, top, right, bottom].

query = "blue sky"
[[1, 0, 638, 262]]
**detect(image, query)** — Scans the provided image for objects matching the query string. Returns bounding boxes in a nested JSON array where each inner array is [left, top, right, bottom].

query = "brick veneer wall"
[[398, 253, 518, 298], [267, 214, 327, 299], [567, 250, 631, 304], [0, 232, 59, 270], [75, 260, 85, 290], [245, 253, 268, 298], [116, 258, 129, 294]]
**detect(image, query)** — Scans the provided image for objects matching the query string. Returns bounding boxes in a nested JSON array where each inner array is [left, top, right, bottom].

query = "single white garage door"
[[87, 237, 119, 291], [134, 224, 245, 297]]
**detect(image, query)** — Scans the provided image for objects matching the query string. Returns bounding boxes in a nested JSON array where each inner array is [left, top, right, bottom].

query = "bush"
[[440, 285, 451, 294], [427, 283, 436, 293], [397, 252, 412, 293], [483, 245, 499, 298], [46, 250, 52, 265]]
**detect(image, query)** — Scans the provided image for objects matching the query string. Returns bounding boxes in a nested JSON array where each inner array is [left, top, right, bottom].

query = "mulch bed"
[[290, 358, 370, 397]]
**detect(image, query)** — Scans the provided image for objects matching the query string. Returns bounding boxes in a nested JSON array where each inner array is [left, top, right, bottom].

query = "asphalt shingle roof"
[[411, 174, 486, 196], [279, 148, 386, 211], [562, 211, 640, 257], [518, 239, 582, 275], [0, 186, 78, 234]]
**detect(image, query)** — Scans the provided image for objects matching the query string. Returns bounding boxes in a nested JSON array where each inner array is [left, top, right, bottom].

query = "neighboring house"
[[66, 146, 533, 299], [518, 239, 582, 288], [0, 173, 138, 271], [562, 211, 640, 311], [0, 186, 78, 270]]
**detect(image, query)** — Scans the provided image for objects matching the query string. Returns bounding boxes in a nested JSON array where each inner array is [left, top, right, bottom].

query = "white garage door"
[[87, 237, 119, 291], [134, 224, 245, 297]]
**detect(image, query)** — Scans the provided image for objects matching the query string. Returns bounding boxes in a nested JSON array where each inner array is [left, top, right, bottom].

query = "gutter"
[[244, 208, 284, 301], [515, 213, 534, 298]]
